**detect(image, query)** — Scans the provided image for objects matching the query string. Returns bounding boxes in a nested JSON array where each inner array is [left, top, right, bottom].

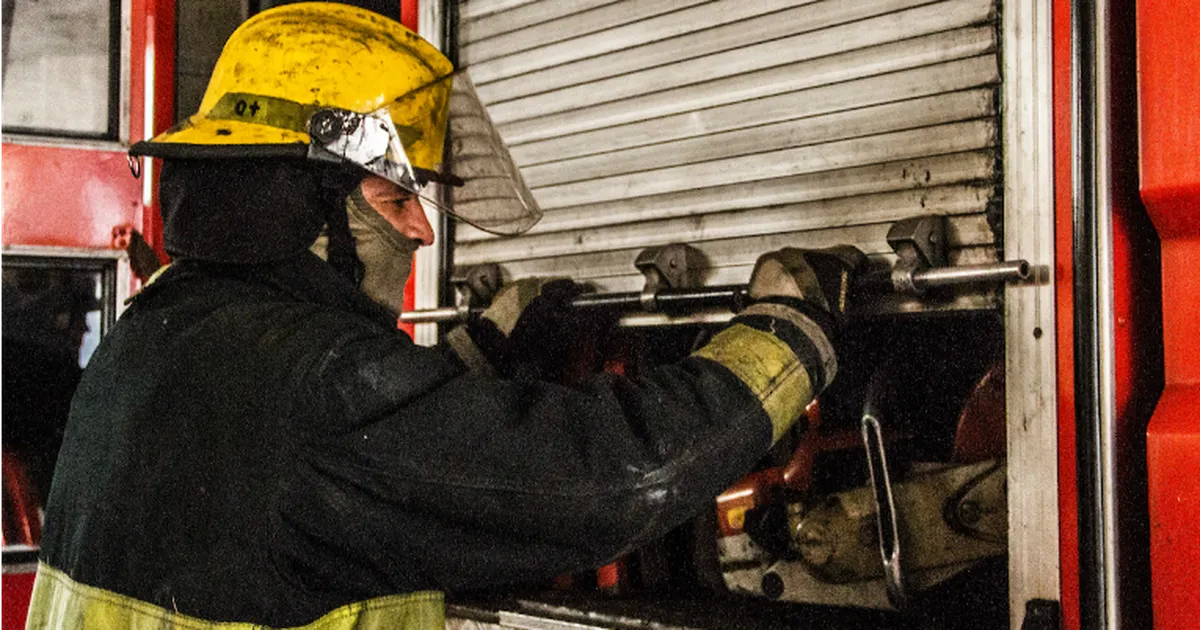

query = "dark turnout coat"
[[30, 250, 821, 628]]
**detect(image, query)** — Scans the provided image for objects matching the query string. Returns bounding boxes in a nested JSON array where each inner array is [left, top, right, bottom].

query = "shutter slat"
[[463, 0, 624, 43], [461, 0, 711, 66], [455, 183, 995, 265], [522, 88, 995, 188], [487, 0, 996, 125], [509, 55, 999, 166], [458, 151, 997, 242], [461, 0, 543, 21], [496, 25, 996, 145], [471, 0, 894, 91], [529, 119, 996, 209]]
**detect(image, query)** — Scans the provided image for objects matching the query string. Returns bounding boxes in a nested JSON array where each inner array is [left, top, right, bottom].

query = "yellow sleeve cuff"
[[692, 323, 813, 443]]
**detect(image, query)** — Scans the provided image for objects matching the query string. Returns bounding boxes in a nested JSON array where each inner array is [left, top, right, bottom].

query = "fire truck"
[[2, 1, 1195, 628]]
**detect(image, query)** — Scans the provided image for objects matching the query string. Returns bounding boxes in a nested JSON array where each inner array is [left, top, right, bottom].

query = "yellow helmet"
[[134, 2, 541, 236], [132, 2, 453, 187]]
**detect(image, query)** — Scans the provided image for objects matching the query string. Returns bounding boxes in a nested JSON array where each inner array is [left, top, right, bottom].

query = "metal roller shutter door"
[[452, 0, 1002, 315]]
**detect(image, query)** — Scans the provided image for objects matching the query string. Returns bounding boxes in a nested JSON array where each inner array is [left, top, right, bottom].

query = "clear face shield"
[[306, 70, 541, 237]]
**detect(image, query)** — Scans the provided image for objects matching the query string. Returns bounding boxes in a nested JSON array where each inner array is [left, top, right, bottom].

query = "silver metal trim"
[[0, 136, 130, 152], [1, 562, 39, 575], [1002, 0, 1061, 626], [1093, 0, 1121, 625], [412, 2, 447, 347], [119, 0, 132, 143], [3, 245, 128, 259], [497, 611, 608, 630]]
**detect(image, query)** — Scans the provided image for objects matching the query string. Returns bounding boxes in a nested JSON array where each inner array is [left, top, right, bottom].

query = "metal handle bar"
[[861, 364, 908, 610], [399, 259, 1031, 325]]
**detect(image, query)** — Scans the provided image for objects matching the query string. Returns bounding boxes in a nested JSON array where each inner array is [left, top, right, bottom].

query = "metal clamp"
[[634, 243, 705, 311], [887, 215, 947, 294], [453, 263, 503, 308]]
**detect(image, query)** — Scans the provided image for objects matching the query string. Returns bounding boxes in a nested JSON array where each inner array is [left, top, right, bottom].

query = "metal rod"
[[1073, 0, 1114, 626], [911, 260, 1030, 289], [400, 259, 1032, 324], [399, 305, 469, 324]]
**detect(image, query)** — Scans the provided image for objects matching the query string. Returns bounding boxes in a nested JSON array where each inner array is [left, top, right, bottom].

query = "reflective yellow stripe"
[[208, 93, 317, 134], [205, 93, 423, 148], [692, 324, 813, 443], [26, 563, 444, 630]]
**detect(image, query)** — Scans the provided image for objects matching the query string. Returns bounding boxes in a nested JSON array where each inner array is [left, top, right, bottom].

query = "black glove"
[[447, 278, 597, 380], [495, 279, 591, 381]]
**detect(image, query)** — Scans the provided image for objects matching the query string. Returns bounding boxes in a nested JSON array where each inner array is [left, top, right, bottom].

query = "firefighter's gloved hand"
[[740, 245, 866, 387], [446, 278, 588, 379], [745, 246, 866, 328], [500, 279, 597, 381], [481, 278, 575, 339]]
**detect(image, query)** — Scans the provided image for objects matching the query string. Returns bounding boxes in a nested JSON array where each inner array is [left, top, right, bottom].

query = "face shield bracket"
[[307, 107, 421, 194]]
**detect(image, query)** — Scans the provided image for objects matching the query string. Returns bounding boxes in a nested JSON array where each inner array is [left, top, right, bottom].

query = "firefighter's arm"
[[700, 245, 865, 442], [285, 247, 863, 589]]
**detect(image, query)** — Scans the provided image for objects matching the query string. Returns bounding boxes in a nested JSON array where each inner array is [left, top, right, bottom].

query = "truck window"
[[2, 256, 116, 550], [0, 0, 121, 139]]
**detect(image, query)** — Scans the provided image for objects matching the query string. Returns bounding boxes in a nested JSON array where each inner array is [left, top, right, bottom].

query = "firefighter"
[[27, 3, 865, 628]]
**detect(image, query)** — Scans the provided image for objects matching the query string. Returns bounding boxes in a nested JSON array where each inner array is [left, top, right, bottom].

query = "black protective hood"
[[159, 158, 362, 265]]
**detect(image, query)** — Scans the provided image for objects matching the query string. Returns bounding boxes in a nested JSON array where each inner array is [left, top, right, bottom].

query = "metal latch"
[[634, 243, 705, 311], [454, 263, 503, 308], [887, 215, 947, 294]]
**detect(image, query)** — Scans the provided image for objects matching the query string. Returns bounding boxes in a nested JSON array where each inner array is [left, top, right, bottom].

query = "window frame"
[[0, 246, 133, 349]]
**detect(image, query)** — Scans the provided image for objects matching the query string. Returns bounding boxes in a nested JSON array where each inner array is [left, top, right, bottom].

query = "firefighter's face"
[[359, 175, 434, 247]]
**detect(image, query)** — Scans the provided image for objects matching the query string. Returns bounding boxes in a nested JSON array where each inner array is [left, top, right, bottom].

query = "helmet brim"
[[130, 116, 310, 159]]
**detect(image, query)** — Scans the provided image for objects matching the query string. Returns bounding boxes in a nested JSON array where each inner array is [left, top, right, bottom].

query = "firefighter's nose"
[[398, 195, 435, 247]]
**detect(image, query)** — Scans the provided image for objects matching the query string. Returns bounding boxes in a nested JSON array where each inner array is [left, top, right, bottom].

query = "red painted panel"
[[1, 457, 38, 626], [1138, 1, 1200, 627], [128, 0, 177, 146], [1156, 241, 1200, 385], [1147, 383, 1200, 629], [400, 0, 419, 31], [1138, 1, 1200, 242], [2, 570, 37, 629], [1, 145, 142, 249], [397, 0, 419, 339], [1143, 241, 1200, 630], [129, 0, 176, 258], [1052, 0, 1079, 626]]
